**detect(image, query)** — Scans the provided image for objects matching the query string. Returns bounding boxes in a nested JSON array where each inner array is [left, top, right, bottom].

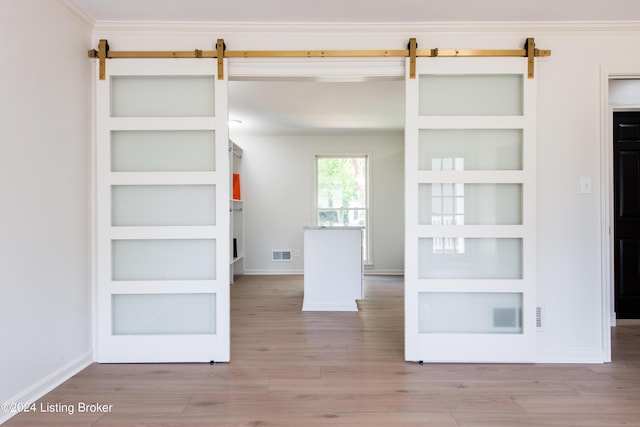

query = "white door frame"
[[600, 66, 640, 363]]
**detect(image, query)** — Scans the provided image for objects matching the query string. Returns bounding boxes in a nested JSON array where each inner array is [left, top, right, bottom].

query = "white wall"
[[530, 32, 640, 361], [0, 0, 93, 420], [88, 22, 640, 363], [230, 131, 404, 275], [1, 11, 638, 419]]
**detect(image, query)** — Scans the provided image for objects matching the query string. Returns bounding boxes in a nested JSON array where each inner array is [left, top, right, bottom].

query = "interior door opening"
[[598, 76, 640, 365], [226, 73, 406, 354], [613, 111, 640, 320], [227, 75, 405, 281]]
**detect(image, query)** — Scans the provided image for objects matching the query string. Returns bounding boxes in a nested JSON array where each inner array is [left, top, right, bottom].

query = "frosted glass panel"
[[111, 76, 215, 117], [419, 184, 522, 225], [419, 74, 523, 116], [112, 185, 216, 226], [418, 292, 522, 334], [112, 239, 216, 281], [112, 293, 216, 335], [418, 238, 522, 279], [111, 130, 215, 172], [418, 129, 522, 170]]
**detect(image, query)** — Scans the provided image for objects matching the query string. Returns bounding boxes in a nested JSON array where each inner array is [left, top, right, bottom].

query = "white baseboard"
[[363, 270, 404, 276], [243, 269, 303, 275], [536, 350, 606, 364], [242, 269, 404, 276], [0, 351, 93, 425]]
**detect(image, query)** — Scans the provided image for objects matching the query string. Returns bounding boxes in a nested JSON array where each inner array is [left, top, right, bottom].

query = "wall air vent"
[[272, 250, 292, 262], [536, 306, 545, 331], [490, 307, 522, 333]]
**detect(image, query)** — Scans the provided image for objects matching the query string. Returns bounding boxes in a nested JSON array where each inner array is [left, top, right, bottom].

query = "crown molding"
[[57, 0, 95, 29], [92, 20, 640, 35]]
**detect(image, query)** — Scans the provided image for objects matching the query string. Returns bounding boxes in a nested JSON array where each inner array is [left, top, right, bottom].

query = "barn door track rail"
[[88, 37, 551, 80]]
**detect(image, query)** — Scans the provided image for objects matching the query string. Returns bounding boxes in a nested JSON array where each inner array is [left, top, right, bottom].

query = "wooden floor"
[[6, 275, 640, 426]]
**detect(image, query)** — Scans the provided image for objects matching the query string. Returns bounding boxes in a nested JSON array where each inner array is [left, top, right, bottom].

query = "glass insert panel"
[[112, 239, 216, 281], [111, 76, 215, 117], [418, 129, 522, 171], [419, 74, 523, 116], [112, 185, 216, 226], [418, 238, 522, 279], [419, 184, 522, 225], [112, 293, 216, 335], [111, 130, 215, 172], [418, 292, 523, 334]]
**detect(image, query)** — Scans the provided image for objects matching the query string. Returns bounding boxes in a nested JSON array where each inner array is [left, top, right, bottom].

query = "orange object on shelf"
[[233, 173, 241, 200]]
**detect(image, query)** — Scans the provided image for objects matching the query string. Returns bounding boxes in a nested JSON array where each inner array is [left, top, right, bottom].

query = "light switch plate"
[[580, 176, 592, 194]]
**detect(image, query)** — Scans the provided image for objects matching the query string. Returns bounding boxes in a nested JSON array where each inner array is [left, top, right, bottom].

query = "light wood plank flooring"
[[6, 275, 640, 426]]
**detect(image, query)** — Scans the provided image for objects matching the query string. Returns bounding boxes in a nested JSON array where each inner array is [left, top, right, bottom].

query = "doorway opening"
[[227, 64, 405, 278], [602, 74, 640, 362], [225, 66, 406, 359], [612, 110, 640, 320]]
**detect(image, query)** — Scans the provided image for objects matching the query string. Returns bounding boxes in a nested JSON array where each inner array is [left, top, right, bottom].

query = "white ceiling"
[[70, 0, 640, 23], [69, 0, 640, 134]]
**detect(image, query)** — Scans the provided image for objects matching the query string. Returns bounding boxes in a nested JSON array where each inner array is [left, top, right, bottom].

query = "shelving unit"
[[230, 140, 244, 284]]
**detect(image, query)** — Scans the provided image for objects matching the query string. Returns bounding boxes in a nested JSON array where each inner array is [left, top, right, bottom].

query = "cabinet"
[[302, 227, 364, 311], [230, 141, 244, 284]]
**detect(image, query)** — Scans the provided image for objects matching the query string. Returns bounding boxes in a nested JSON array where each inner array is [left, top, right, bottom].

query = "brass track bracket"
[[525, 38, 552, 78], [525, 38, 535, 79], [217, 39, 225, 80], [408, 38, 417, 79], [88, 39, 110, 80]]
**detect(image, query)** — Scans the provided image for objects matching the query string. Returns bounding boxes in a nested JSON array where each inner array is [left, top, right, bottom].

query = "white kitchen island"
[[302, 226, 363, 311]]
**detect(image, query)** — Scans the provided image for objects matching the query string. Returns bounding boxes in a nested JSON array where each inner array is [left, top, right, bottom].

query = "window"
[[316, 156, 369, 261]]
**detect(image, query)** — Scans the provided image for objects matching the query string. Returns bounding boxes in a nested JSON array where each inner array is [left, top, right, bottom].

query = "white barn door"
[[96, 58, 230, 362], [405, 57, 537, 362]]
